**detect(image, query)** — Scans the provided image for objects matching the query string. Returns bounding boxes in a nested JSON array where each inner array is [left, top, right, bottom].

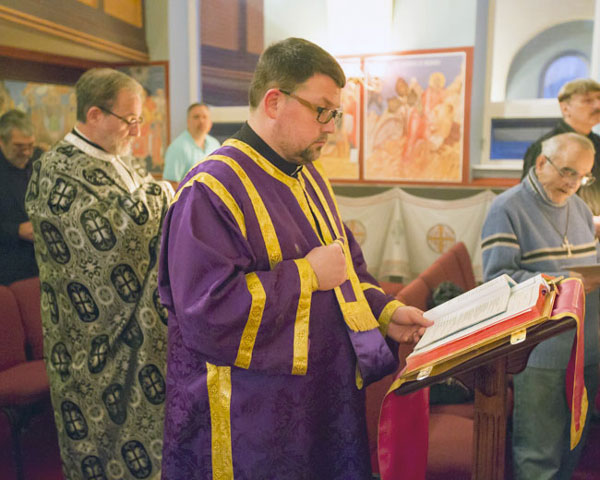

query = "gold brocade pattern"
[[292, 259, 313, 375], [378, 299, 404, 336], [206, 362, 234, 479], [301, 170, 379, 332], [173, 172, 247, 238], [361, 282, 385, 294], [235, 273, 267, 369], [209, 153, 283, 269], [225, 139, 319, 233]]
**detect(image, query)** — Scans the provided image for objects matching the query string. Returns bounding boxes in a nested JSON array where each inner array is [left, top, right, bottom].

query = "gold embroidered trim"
[[224, 139, 297, 187], [173, 171, 247, 238], [206, 362, 234, 479], [302, 169, 379, 332], [235, 273, 266, 369], [210, 154, 282, 269], [361, 282, 385, 294], [226, 139, 319, 233], [378, 299, 404, 336], [292, 259, 313, 375]]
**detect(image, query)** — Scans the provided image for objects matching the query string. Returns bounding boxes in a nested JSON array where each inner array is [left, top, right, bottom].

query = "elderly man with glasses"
[[483, 132, 600, 479], [158, 37, 431, 479], [521, 78, 600, 235], [25, 68, 173, 480]]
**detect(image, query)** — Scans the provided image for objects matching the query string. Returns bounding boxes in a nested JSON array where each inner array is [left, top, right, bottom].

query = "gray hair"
[[75, 68, 143, 122], [541, 132, 595, 159], [557, 78, 600, 103], [0, 109, 34, 143]]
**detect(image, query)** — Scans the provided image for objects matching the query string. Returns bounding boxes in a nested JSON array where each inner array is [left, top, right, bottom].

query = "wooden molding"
[[0, 5, 148, 62]]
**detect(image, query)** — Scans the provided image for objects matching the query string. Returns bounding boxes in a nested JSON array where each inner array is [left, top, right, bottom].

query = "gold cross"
[[562, 236, 573, 257]]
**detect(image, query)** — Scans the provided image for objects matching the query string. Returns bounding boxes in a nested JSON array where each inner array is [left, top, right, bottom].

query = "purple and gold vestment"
[[158, 131, 403, 479]]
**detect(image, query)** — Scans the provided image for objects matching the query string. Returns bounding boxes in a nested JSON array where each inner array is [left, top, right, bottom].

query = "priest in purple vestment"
[[158, 37, 432, 480]]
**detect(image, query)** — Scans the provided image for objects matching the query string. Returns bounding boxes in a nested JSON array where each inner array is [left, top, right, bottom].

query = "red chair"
[[0, 278, 56, 480]]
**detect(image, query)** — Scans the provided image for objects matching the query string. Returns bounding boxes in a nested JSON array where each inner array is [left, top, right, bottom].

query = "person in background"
[[25, 68, 173, 480], [158, 37, 432, 479], [484, 132, 600, 479], [162, 102, 221, 187], [521, 78, 600, 234], [0, 109, 44, 285]]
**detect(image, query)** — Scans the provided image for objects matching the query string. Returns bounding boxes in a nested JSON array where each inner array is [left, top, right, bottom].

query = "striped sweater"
[[481, 169, 599, 368]]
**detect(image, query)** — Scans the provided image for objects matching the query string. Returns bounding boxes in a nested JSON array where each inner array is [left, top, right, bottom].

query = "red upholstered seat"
[[0, 277, 59, 480], [0, 285, 27, 372], [8, 278, 44, 361], [0, 361, 49, 405]]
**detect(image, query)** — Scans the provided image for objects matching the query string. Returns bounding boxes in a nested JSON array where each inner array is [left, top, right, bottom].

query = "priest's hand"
[[387, 306, 433, 344], [305, 241, 347, 290]]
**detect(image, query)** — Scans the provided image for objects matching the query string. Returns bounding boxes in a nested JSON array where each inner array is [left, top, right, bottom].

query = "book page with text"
[[412, 274, 550, 355], [414, 274, 515, 351]]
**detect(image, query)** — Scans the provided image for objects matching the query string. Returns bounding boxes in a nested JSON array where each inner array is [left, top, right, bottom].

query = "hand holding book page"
[[412, 274, 551, 356], [413, 274, 516, 352]]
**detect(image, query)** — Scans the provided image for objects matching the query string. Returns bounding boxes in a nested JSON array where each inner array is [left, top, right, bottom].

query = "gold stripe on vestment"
[[206, 362, 234, 479], [173, 171, 246, 238], [210, 153, 282, 269], [361, 282, 385, 294], [301, 169, 379, 333], [234, 273, 266, 369], [214, 143, 313, 374], [225, 139, 319, 234], [291, 258, 313, 375], [378, 299, 404, 336]]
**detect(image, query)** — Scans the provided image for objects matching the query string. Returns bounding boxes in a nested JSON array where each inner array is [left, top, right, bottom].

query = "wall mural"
[[0, 80, 76, 150], [319, 47, 472, 185], [1, 62, 170, 177], [319, 57, 362, 181]]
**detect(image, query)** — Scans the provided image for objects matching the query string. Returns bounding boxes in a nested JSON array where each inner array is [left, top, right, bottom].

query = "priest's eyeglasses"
[[98, 106, 144, 127], [545, 155, 596, 187], [278, 89, 342, 124]]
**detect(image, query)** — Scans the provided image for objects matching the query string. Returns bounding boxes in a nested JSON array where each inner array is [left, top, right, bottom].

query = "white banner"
[[337, 188, 496, 282]]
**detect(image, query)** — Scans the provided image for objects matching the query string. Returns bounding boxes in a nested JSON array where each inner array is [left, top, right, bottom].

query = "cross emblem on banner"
[[426, 224, 456, 254]]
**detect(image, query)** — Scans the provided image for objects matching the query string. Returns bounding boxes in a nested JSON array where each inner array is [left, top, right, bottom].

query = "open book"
[[403, 274, 557, 379]]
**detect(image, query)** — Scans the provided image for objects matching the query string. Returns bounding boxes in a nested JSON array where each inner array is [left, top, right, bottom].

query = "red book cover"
[[402, 283, 555, 377]]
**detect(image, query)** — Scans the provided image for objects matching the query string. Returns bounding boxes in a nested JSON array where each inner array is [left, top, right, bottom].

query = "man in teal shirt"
[[162, 103, 221, 185]]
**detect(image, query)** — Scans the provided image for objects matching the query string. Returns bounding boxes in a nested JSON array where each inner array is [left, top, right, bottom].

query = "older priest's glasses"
[[545, 155, 596, 187], [278, 89, 342, 124], [98, 106, 144, 127]]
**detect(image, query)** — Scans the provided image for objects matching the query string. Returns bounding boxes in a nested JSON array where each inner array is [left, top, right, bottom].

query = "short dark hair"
[[0, 109, 34, 143], [557, 78, 600, 103], [248, 37, 346, 109], [75, 68, 143, 122], [187, 102, 209, 115]]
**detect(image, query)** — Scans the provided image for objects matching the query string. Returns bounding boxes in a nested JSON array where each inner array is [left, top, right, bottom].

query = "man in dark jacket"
[[0, 109, 43, 285], [521, 78, 600, 234]]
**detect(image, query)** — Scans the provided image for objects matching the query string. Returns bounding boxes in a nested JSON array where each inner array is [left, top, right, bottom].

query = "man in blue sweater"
[[482, 132, 600, 479]]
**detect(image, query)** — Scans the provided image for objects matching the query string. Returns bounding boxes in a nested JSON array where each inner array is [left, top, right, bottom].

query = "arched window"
[[539, 52, 589, 98]]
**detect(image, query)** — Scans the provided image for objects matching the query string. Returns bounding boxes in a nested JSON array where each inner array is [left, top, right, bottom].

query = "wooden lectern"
[[395, 316, 577, 479]]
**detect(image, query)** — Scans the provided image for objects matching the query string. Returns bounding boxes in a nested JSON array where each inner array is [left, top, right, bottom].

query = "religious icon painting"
[[0, 79, 76, 151], [319, 57, 362, 181], [363, 48, 472, 183]]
